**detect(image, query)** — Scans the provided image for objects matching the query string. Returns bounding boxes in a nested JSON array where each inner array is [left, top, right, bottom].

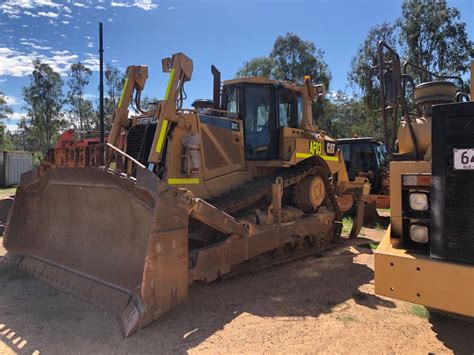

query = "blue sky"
[[0, 0, 472, 131]]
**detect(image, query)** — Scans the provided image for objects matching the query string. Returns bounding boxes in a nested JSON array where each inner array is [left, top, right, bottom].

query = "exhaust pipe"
[[211, 65, 221, 110]]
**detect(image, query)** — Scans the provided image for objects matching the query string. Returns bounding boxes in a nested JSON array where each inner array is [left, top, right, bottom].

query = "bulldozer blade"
[[2, 165, 190, 337]]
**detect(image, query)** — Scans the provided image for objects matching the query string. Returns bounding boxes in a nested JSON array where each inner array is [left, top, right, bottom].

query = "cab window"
[[279, 91, 293, 128], [296, 95, 303, 127], [224, 86, 238, 114]]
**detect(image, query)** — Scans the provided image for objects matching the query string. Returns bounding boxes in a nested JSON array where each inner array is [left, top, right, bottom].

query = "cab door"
[[242, 85, 279, 160]]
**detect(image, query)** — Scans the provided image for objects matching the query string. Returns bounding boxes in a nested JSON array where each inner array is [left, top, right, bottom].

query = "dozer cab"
[[373, 41, 474, 318], [2, 53, 366, 336]]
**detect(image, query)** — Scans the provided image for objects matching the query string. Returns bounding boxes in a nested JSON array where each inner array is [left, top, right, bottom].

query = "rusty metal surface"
[[3, 143, 191, 337], [189, 211, 336, 283]]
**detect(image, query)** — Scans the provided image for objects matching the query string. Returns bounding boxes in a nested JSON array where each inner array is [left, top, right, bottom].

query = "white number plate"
[[453, 148, 474, 170]]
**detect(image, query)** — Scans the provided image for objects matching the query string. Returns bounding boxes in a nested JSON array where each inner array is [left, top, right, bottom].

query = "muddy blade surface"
[[2, 166, 189, 336]]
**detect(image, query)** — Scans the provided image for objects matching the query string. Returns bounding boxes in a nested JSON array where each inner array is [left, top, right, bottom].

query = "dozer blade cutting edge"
[[1, 144, 341, 337]]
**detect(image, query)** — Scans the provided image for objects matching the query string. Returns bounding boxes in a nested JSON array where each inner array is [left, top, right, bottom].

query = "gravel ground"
[[0, 229, 473, 354]]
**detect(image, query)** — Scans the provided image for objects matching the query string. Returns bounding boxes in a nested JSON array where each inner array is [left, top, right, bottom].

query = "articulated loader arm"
[[108, 66, 148, 146]]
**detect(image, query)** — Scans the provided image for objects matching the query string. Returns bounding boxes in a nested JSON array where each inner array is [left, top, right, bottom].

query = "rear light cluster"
[[401, 173, 432, 252]]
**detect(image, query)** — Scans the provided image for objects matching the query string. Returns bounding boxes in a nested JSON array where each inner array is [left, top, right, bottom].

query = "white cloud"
[[111, 1, 131, 7], [0, 47, 95, 77], [60, 34, 67, 38], [72, 2, 87, 8], [168, 6, 174, 10], [37, 11, 59, 18], [110, 0, 157, 11], [95, 5, 106, 9], [62, 20, 70, 24], [107, 18, 113, 22], [0, 79, 7, 83], [63, 5, 71, 13], [83, 53, 99, 72], [133, 0, 157, 11], [6, 125, 18, 132], [51, 50, 70, 55], [63, 13, 72, 18], [21, 41, 52, 50], [23, 10, 39, 17], [3, 95, 18, 105], [0, 0, 62, 18], [86, 42, 93, 48]]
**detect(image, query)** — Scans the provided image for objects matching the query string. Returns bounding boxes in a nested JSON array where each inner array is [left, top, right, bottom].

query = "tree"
[[67, 62, 94, 131], [271, 33, 331, 88], [95, 63, 125, 131], [0, 92, 14, 150], [236, 57, 275, 78], [22, 60, 66, 156], [346, 0, 472, 143], [0, 92, 12, 120], [236, 33, 332, 88], [105, 63, 124, 117], [348, 22, 399, 107], [400, 0, 473, 77]]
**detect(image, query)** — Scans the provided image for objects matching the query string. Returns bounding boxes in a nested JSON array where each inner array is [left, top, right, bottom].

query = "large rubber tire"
[[292, 174, 327, 213]]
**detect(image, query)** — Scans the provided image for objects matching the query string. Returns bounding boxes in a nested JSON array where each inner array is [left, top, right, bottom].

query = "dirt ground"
[[0, 228, 473, 355]]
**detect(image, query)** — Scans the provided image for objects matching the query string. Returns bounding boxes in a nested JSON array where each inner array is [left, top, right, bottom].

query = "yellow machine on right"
[[374, 41, 474, 318]]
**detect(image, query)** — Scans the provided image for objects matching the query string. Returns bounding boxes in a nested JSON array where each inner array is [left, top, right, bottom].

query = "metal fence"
[[0, 151, 34, 187]]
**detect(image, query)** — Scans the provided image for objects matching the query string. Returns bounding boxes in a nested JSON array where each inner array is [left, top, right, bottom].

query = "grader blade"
[[1, 145, 190, 337]]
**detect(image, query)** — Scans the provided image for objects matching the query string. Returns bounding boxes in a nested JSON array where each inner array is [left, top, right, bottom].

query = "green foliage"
[[359, 243, 380, 250], [0, 92, 13, 120], [400, 0, 473, 77], [318, 92, 384, 139], [348, 22, 399, 108], [0, 92, 14, 151], [98, 63, 125, 131], [236, 32, 331, 88], [236, 57, 275, 78], [342, 217, 353, 235], [67, 62, 94, 131], [0, 187, 17, 197], [343, 0, 472, 142], [408, 304, 430, 318], [22, 60, 66, 156]]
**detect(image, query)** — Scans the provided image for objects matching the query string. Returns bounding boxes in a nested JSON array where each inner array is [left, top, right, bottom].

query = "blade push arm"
[[108, 66, 148, 146], [147, 53, 193, 164]]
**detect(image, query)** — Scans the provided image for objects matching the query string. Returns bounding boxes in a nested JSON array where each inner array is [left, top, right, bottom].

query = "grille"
[[431, 102, 474, 265], [445, 133, 474, 264], [126, 125, 146, 161], [126, 123, 157, 166]]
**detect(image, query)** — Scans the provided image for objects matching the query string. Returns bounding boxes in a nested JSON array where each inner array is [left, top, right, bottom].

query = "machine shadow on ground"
[[0, 238, 394, 354], [429, 312, 474, 354]]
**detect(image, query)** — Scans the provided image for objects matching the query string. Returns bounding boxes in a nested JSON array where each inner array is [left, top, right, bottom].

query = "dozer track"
[[207, 159, 340, 218]]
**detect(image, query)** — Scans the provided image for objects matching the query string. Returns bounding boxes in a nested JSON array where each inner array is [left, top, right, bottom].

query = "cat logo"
[[309, 141, 323, 156], [325, 141, 336, 155]]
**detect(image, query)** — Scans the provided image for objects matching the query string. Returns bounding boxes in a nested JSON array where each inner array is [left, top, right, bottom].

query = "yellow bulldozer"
[[373, 41, 474, 318], [1, 53, 367, 336]]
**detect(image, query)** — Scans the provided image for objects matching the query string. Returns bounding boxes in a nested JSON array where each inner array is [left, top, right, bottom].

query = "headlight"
[[410, 224, 429, 243], [409, 192, 429, 211]]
